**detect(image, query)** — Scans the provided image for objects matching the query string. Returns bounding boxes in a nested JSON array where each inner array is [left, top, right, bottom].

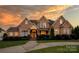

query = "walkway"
[[0, 41, 79, 53], [29, 42, 79, 52], [0, 41, 38, 53]]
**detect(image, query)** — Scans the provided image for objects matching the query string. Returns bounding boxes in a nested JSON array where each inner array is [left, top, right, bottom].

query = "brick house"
[[7, 15, 73, 38], [7, 18, 37, 37], [7, 27, 19, 36], [52, 16, 73, 36], [37, 16, 51, 36]]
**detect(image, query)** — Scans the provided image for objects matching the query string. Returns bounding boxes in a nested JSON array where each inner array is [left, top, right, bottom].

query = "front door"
[[30, 29, 37, 40]]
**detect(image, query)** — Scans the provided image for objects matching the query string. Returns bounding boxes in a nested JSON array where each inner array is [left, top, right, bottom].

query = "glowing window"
[[15, 32, 19, 36], [32, 30, 36, 32], [60, 19, 63, 24], [25, 21, 28, 24], [9, 32, 13, 36], [41, 31, 46, 35]]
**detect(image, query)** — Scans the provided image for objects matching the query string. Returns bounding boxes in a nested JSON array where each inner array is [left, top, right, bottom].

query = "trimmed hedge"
[[3, 36, 30, 41], [37, 35, 50, 40], [37, 34, 79, 40]]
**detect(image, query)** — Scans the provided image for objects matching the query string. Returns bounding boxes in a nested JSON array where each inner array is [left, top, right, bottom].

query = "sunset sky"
[[0, 5, 79, 30]]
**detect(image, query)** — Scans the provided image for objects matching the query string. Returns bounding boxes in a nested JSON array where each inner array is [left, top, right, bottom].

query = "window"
[[14, 32, 19, 36], [39, 22, 47, 28], [20, 31, 28, 36], [54, 29, 59, 35], [25, 21, 28, 24], [9, 32, 13, 36], [60, 19, 63, 24], [43, 23, 46, 28], [67, 29, 70, 34], [40, 22, 42, 28], [63, 28, 71, 35], [24, 32, 28, 36], [20, 32, 24, 36], [41, 31, 46, 35], [63, 29, 67, 34]]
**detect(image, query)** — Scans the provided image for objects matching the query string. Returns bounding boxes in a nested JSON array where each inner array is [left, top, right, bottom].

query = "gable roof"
[[39, 16, 47, 21], [48, 19, 55, 25], [52, 16, 73, 28], [29, 20, 38, 25], [7, 27, 19, 32], [0, 28, 4, 32], [17, 18, 29, 27], [29, 20, 39, 29]]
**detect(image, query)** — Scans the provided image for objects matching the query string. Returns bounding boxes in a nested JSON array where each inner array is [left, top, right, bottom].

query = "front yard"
[[28, 45, 79, 53], [0, 40, 28, 48], [37, 40, 79, 43]]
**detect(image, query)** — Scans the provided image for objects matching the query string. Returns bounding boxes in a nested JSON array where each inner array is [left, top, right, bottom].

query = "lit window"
[[9, 32, 13, 36], [54, 29, 59, 35], [41, 31, 46, 35], [14, 32, 19, 36], [60, 19, 63, 24], [25, 21, 28, 24]]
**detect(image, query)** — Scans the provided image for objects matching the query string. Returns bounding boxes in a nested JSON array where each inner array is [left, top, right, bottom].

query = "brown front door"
[[30, 29, 37, 40]]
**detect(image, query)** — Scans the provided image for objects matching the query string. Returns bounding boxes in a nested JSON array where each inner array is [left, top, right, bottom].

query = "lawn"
[[28, 45, 79, 53], [0, 40, 28, 48], [37, 40, 65, 43], [37, 40, 79, 43]]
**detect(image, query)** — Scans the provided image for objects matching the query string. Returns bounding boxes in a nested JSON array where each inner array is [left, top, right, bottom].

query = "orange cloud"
[[0, 5, 72, 30], [27, 5, 71, 20], [0, 12, 21, 26]]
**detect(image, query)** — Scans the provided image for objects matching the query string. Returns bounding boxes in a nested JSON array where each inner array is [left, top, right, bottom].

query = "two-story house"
[[52, 16, 73, 36]]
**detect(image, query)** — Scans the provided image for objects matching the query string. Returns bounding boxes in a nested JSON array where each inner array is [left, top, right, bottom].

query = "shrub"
[[37, 35, 50, 40], [3, 36, 29, 41]]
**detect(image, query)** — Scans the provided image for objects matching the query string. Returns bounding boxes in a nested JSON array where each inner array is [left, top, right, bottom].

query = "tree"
[[72, 26, 79, 39], [50, 28, 54, 39], [3, 33, 8, 41]]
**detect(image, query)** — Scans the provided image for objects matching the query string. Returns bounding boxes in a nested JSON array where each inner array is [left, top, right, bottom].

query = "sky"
[[0, 5, 79, 30]]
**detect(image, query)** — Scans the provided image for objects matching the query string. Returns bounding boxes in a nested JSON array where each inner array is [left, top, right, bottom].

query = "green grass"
[[37, 40, 79, 43], [37, 40, 66, 43], [28, 45, 79, 53], [0, 40, 28, 48]]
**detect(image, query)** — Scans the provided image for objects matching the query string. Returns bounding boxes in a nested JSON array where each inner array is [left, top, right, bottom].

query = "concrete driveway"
[[0, 41, 79, 53]]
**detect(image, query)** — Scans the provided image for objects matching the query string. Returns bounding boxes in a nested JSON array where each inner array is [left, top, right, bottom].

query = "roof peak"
[[40, 16, 47, 20], [24, 17, 28, 20], [58, 16, 65, 20]]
